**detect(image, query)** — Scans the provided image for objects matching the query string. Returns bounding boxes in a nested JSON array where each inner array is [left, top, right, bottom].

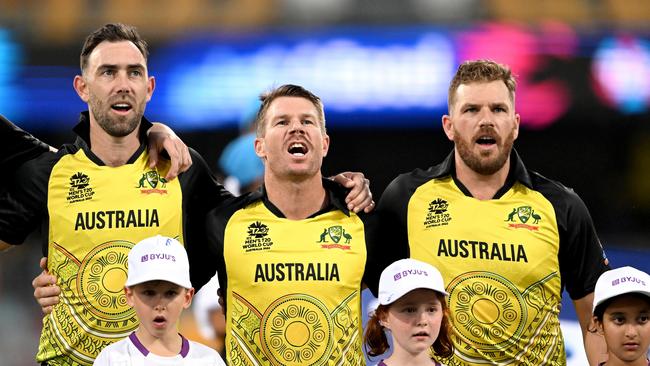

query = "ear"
[[146, 76, 155, 102], [513, 113, 520, 141], [254, 137, 266, 160], [73, 75, 89, 103], [593, 316, 604, 335], [442, 114, 454, 141], [125, 287, 135, 307], [378, 312, 390, 330], [322, 133, 330, 157], [183, 287, 195, 309]]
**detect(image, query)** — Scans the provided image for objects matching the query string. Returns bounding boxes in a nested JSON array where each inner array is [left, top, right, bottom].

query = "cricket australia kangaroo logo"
[[137, 170, 168, 195], [506, 205, 541, 231], [318, 225, 352, 250]]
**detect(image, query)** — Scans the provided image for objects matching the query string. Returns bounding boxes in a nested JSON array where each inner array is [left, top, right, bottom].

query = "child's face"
[[125, 280, 194, 339], [596, 294, 650, 364], [381, 288, 444, 357]]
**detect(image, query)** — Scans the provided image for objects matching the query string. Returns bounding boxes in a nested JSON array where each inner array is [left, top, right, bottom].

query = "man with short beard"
[[375, 60, 610, 365], [0, 23, 232, 366]]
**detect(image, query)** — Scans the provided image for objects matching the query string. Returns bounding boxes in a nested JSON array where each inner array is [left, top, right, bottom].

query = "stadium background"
[[0, 1, 649, 365]]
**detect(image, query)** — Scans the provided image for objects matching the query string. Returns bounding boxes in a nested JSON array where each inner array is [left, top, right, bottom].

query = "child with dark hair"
[[592, 266, 650, 366], [365, 259, 454, 366]]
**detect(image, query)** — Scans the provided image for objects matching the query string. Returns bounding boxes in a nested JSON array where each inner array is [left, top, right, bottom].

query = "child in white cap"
[[592, 266, 650, 366], [364, 258, 454, 366], [93, 235, 226, 365]]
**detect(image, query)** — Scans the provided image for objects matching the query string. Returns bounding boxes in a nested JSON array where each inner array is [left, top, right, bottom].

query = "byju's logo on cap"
[[140, 253, 176, 263], [394, 269, 429, 282]]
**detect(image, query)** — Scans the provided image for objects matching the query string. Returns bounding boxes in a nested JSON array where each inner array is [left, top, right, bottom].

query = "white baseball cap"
[[593, 266, 650, 313], [125, 235, 192, 289], [378, 258, 448, 305]]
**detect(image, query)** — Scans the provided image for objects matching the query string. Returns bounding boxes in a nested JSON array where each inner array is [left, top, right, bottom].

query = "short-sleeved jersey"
[[205, 179, 401, 366], [0, 112, 230, 366], [0, 114, 49, 170], [377, 150, 609, 366], [93, 332, 226, 366]]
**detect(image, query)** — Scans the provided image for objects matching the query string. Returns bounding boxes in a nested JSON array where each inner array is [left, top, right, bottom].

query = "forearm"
[[583, 329, 607, 366], [574, 293, 607, 365]]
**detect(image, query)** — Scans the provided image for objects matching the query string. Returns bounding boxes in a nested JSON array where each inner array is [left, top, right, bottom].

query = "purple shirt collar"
[[378, 360, 441, 366], [129, 332, 190, 358]]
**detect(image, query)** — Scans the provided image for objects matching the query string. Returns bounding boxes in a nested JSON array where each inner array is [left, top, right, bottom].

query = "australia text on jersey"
[[74, 209, 160, 230], [437, 238, 528, 262]]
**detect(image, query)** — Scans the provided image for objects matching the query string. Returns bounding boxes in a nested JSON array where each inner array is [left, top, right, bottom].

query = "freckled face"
[[381, 289, 444, 357]]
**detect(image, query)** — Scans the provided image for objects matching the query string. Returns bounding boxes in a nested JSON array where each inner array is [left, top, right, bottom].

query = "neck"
[[384, 346, 437, 366], [89, 119, 141, 167], [264, 172, 326, 219], [454, 153, 510, 201], [134, 327, 182, 357]]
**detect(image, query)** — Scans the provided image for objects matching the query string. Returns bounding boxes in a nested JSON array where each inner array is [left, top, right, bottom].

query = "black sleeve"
[[0, 152, 52, 245], [179, 148, 234, 291], [375, 173, 412, 259], [204, 195, 247, 312], [537, 178, 610, 299], [0, 114, 50, 170], [361, 211, 408, 297]]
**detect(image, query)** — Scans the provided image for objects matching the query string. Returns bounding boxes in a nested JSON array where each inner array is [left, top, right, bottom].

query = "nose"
[[478, 109, 494, 128], [624, 324, 638, 339], [288, 119, 305, 134], [416, 311, 429, 326], [114, 71, 131, 94]]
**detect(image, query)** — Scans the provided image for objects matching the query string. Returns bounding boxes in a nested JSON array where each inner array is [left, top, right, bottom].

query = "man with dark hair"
[[206, 84, 401, 365], [0, 23, 231, 365], [376, 60, 610, 365]]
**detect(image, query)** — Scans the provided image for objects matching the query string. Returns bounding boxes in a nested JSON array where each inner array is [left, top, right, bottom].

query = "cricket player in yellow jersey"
[[376, 60, 610, 365], [0, 24, 231, 365], [205, 84, 404, 365]]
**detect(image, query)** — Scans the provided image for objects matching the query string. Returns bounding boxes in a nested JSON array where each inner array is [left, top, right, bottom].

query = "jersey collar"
[[249, 178, 351, 218], [128, 332, 190, 358], [72, 111, 152, 166], [433, 148, 533, 199]]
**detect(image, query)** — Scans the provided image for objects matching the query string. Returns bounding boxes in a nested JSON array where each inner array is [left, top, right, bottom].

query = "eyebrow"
[[461, 102, 509, 109], [273, 113, 318, 120], [96, 63, 146, 72]]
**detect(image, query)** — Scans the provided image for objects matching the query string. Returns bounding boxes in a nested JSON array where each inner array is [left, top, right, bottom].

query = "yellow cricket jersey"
[[377, 150, 609, 366], [0, 113, 228, 366], [206, 179, 401, 366]]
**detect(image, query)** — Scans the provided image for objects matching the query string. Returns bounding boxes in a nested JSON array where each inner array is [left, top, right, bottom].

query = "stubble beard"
[[454, 127, 515, 176], [89, 93, 142, 138]]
